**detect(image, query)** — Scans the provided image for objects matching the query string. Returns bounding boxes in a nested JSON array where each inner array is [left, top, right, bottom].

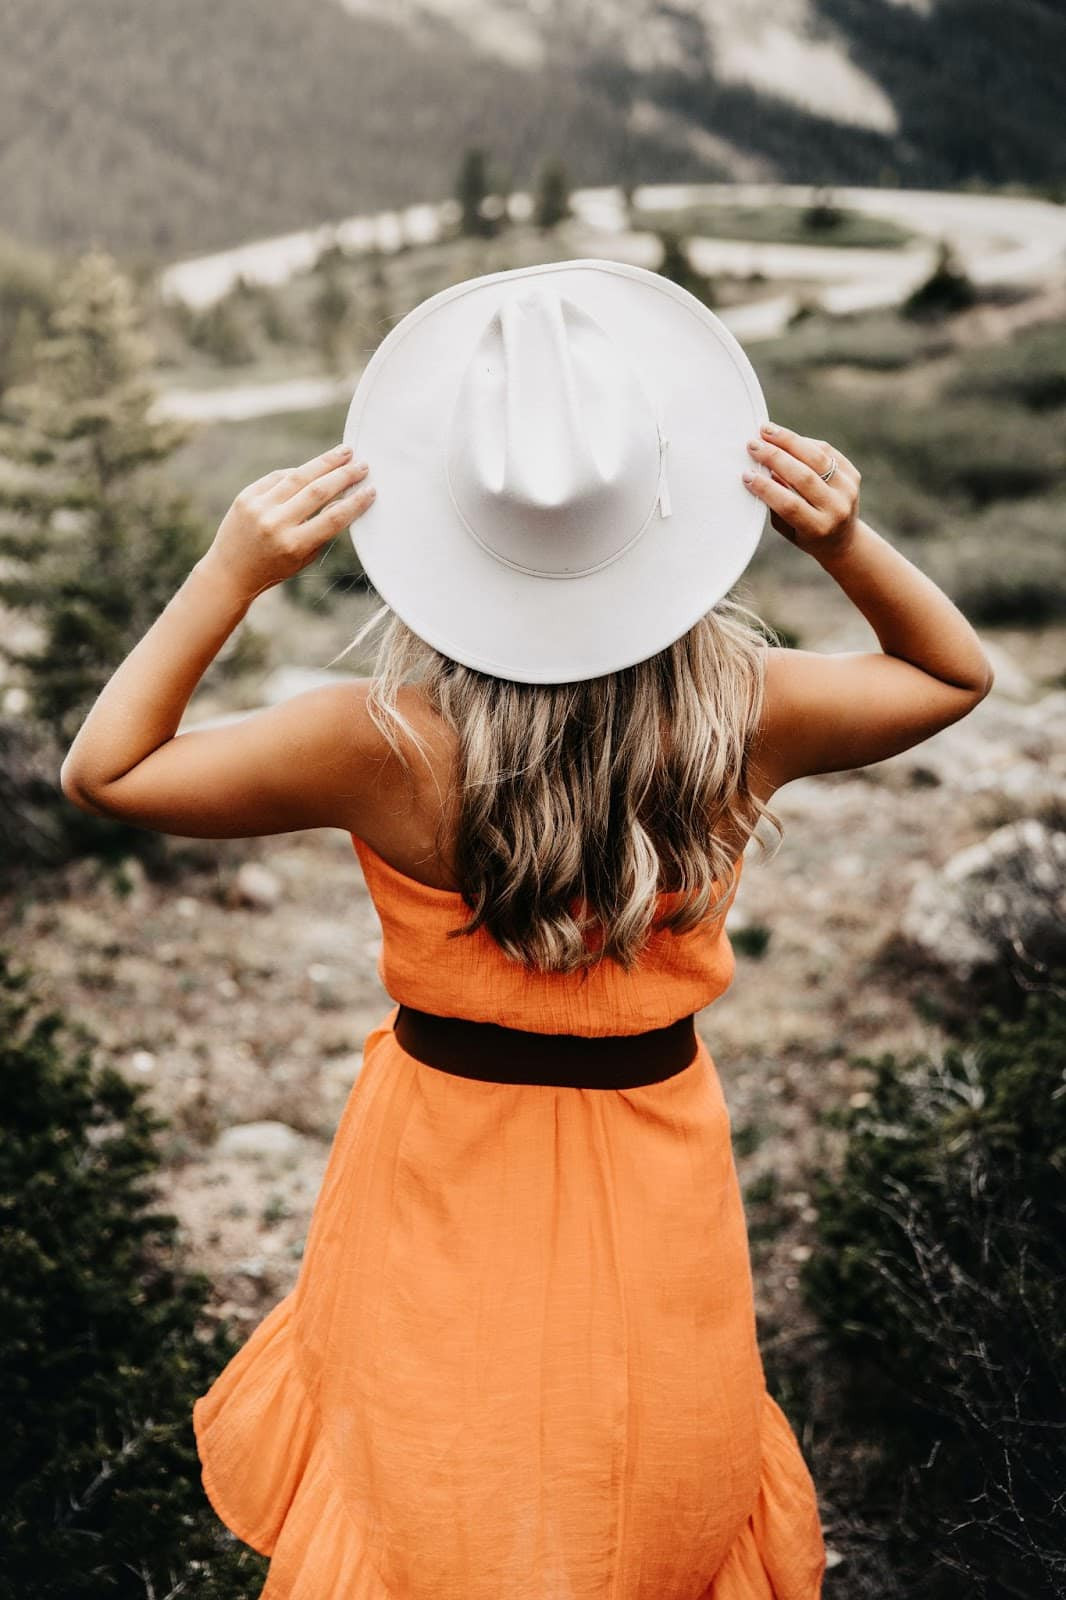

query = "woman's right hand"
[[742, 422, 862, 559]]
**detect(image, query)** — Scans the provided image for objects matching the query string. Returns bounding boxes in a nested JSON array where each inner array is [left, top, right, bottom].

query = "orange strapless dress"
[[192, 834, 827, 1599]]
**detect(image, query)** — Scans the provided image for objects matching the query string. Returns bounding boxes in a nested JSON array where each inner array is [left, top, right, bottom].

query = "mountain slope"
[[0, 0, 1062, 264]]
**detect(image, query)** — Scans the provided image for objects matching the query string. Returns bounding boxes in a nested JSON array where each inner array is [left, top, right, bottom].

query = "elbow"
[[958, 654, 995, 700], [976, 657, 995, 698], [59, 763, 111, 817], [59, 758, 84, 804], [943, 658, 994, 722]]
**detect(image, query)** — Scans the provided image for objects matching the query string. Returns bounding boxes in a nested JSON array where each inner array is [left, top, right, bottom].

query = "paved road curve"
[[153, 183, 1066, 425]]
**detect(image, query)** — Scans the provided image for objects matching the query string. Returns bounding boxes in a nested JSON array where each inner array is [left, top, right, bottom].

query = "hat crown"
[[445, 287, 668, 579]]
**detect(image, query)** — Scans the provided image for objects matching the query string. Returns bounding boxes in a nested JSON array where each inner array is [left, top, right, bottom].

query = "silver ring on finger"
[[818, 454, 837, 483]]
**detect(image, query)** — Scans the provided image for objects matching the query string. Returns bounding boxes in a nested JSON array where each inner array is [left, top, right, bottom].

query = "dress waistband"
[[392, 1004, 699, 1089]]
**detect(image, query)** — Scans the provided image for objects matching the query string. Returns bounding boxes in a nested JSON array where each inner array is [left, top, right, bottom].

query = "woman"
[[60, 260, 993, 1600]]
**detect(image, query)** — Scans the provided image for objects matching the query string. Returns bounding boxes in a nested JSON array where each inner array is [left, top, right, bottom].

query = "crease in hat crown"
[[445, 285, 672, 580]]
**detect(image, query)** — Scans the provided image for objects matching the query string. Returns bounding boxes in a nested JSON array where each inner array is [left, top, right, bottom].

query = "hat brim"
[[343, 257, 770, 684]]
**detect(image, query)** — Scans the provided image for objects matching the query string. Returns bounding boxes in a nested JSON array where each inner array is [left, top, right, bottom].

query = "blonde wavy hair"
[[326, 594, 784, 975]]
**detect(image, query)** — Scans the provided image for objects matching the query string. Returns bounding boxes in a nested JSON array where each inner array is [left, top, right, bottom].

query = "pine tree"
[[188, 292, 257, 365], [0, 249, 207, 750], [533, 156, 572, 231], [655, 231, 716, 308], [802, 186, 843, 234], [0, 946, 266, 1596], [357, 245, 394, 355], [309, 242, 355, 375], [0, 233, 58, 398], [456, 147, 492, 239], [902, 237, 978, 320]]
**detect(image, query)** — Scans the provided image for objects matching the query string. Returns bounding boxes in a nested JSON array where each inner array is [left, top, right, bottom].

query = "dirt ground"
[[8, 617, 1060, 1347]]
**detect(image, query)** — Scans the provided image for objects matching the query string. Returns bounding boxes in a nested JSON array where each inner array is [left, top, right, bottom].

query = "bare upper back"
[[352, 684, 769, 893], [351, 645, 992, 889]]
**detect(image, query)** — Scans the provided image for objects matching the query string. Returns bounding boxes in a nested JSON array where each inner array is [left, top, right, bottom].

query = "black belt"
[[393, 1004, 699, 1089]]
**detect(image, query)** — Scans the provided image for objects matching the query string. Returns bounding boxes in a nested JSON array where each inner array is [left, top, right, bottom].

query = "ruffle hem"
[[193, 1293, 826, 1599]]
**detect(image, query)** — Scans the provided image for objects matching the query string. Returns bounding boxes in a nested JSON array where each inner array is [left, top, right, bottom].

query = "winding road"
[[153, 183, 1066, 425]]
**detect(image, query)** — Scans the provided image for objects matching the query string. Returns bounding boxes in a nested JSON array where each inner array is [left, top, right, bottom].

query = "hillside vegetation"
[[0, 0, 1064, 261]]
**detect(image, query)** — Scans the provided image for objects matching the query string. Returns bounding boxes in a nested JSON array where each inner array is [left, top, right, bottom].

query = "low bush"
[[919, 492, 1066, 626], [901, 241, 978, 320], [758, 309, 954, 373], [799, 972, 1066, 1598], [0, 714, 171, 887], [942, 318, 1066, 412], [0, 948, 266, 1596]]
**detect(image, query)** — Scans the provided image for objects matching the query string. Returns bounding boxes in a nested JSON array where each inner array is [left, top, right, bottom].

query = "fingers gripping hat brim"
[[342, 258, 770, 685]]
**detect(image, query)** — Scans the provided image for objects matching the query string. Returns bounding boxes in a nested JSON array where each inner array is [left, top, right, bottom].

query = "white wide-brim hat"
[[342, 256, 770, 684]]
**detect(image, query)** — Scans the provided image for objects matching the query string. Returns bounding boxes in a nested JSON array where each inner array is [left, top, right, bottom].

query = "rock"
[[215, 1120, 306, 1161], [969, 758, 1066, 810], [1019, 688, 1066, 731], [879, 688, 1066, 794], [232, 861, 281, 909], [1015, 689, 1066, 764], [900, 819, 1066, 981], [233, 1254, 273, 1282], [881, 717, 1006, 789]]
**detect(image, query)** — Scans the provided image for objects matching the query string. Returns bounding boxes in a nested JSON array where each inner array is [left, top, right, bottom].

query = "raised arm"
[[740, 423, 994, 791]]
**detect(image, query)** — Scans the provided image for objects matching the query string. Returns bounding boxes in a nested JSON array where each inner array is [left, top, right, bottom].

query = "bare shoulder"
[[750, 644, 992, 793], [332, 678, 460, 844], [317, 678, 454, 765]]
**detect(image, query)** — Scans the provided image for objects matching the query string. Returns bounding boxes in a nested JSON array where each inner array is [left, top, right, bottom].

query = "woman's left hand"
[[201, 444, 375, 603]]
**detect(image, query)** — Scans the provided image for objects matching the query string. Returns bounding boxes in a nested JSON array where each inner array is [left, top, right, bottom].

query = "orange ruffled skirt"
[[194, 1009, 827, 1598]]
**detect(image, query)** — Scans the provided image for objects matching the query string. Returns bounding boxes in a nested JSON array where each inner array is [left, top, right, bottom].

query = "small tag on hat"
[[657, 434, 672, 519]]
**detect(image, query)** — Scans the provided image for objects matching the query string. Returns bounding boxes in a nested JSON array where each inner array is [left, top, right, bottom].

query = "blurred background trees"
[[0, 250, 204, 747], [533, 156, 572, 232], [0, 250, 210, 880]]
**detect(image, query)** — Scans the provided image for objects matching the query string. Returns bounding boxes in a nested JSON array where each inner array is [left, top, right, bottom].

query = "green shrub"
[[902, 240, 978, 320], [750, 373, 1055, 550], [731, 924, 772, 959], [801, 189, 844, 233], [0, 947, 266, 1596], [918, 492, 1066, 627], [869, 401, 1061, 509], [942, 318, 1066, 412], [0, 714, 173, 886], [953, 566, 1066, 625], [800, 974, 1066, 1598], [760, 309, 954, 373]]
